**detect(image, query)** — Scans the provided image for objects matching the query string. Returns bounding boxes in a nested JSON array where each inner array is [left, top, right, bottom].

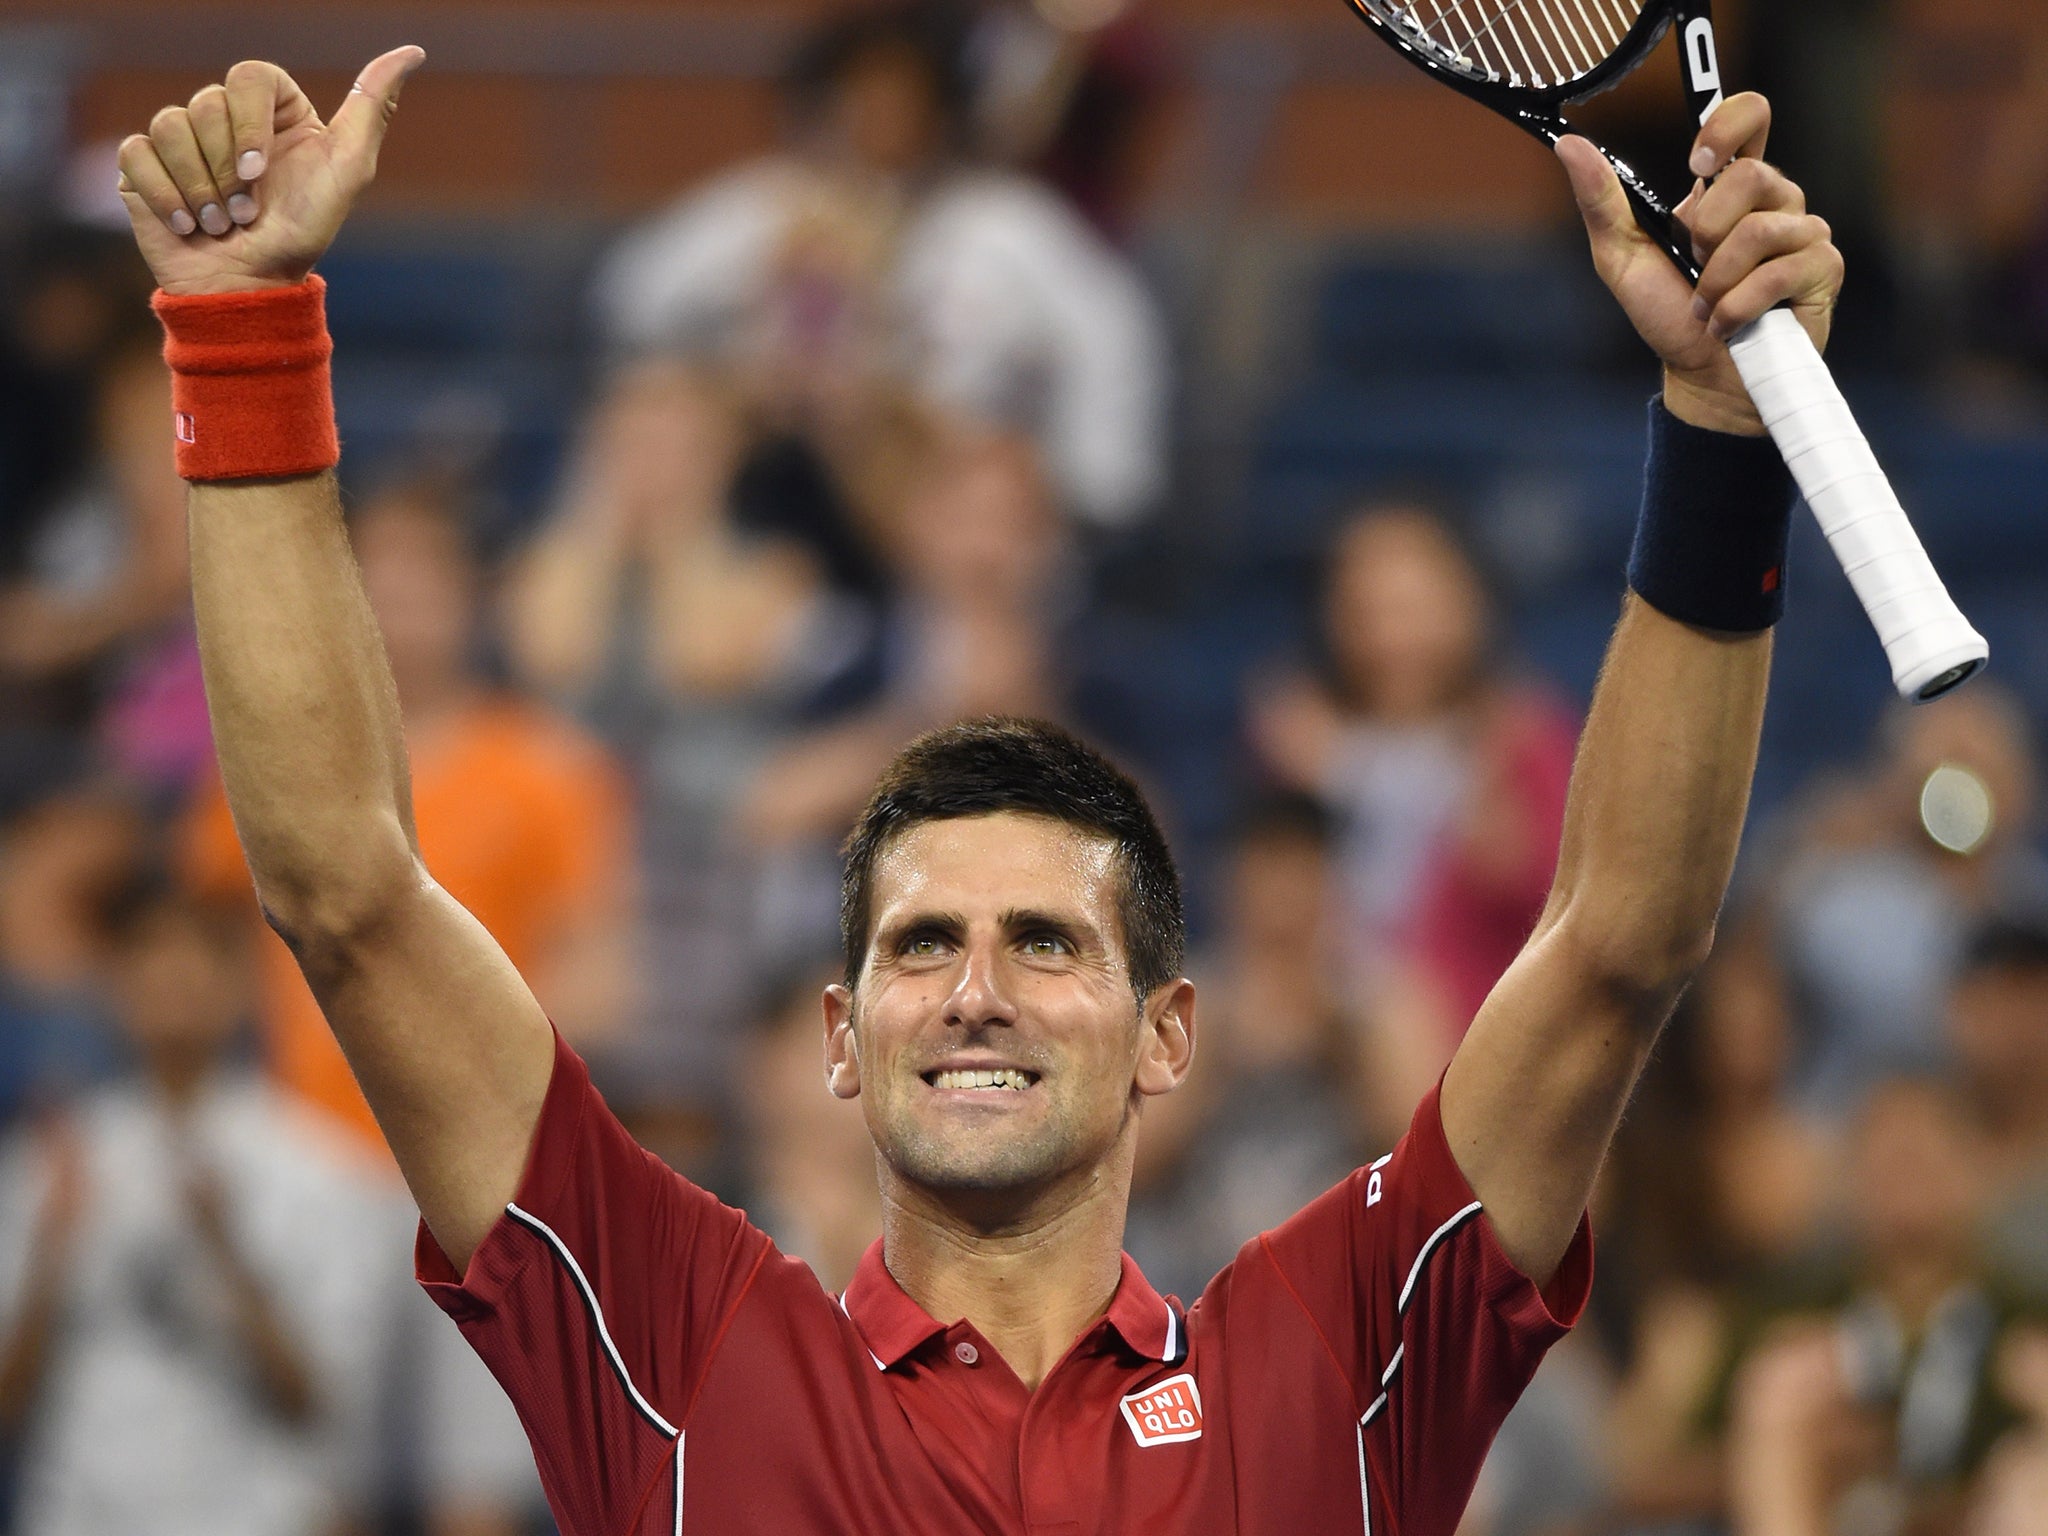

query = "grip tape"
[[1727, 309, 1987, 701]]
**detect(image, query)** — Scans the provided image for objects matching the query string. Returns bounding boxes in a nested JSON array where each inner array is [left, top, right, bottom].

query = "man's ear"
[[824, 983, 862, 1100], [1133, 978, 1196, 1098]]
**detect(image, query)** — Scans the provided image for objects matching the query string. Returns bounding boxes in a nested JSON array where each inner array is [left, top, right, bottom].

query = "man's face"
[[824, 813, 1192, 1209]]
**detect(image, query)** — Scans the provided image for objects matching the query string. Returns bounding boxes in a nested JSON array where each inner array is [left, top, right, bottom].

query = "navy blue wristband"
[[1627, 397, 1796, 632]]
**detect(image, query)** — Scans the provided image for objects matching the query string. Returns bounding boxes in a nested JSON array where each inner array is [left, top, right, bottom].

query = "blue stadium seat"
[[1310, 244, 1632, 381]]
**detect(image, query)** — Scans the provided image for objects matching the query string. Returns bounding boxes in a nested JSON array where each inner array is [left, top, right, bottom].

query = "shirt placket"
[[1015, 1329, 1124, 1536]]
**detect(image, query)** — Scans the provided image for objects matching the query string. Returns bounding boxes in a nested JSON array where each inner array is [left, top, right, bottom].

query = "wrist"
[[157, 272, 305, 298], [1627, 396, 1796, 632], [1661, 371, 1768, 438], [153, 277, 338, 481]]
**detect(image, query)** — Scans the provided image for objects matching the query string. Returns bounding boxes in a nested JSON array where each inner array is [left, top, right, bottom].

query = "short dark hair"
[[839, 718, 1184, 1000]]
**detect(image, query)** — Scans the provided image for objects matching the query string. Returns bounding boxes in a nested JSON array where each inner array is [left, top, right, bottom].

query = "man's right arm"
[[119, 49, 551, 1269]]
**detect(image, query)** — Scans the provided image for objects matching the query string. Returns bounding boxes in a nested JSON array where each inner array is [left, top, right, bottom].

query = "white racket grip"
[[1726, 309, 1988, 701]]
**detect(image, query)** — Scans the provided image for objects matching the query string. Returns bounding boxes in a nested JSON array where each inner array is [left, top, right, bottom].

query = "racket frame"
[[1341, 0, 1711, 279]]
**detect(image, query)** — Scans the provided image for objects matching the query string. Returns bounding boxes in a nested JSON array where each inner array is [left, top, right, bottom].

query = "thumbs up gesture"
[[116, 46, 424, 295]]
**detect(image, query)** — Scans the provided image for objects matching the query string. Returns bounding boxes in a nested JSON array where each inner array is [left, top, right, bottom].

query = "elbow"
[[253, 830, 424, 970], [1545, 897, 1720, 1017]]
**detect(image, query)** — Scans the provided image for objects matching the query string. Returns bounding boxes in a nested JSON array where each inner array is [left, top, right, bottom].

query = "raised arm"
[[1440, 94, 1844, 1283], [117, 49, 553, 1269]]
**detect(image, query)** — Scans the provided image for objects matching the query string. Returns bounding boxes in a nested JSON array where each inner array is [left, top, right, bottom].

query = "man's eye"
[[904, 935, 943, 956], [1024, 934, 1069, 957]]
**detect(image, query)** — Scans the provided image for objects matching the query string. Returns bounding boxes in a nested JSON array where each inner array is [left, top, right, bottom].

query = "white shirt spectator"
[[596, 159, 1170, 528], [0, 1076, 402, 1536]]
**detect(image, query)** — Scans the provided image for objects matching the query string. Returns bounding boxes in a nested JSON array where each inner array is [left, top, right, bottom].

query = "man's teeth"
[[930, 1068, 1033, 1091]]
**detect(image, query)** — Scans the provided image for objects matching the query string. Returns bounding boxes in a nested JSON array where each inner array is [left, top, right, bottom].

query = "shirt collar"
[[840, 1240, 1186, 1371], [841, 1240, 949, 1369]]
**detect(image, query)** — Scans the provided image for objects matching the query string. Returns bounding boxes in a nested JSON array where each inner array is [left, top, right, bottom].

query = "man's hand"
[[116, 47, 424, 297], [1557, 93, 1844, 437]]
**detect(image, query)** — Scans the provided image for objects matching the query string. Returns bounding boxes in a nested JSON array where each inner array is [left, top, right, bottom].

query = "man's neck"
[[879, 1165, 1132, 1393]]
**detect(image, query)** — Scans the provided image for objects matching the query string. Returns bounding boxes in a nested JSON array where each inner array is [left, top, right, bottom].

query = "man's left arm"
[[1441, 91, 1844, 1286]]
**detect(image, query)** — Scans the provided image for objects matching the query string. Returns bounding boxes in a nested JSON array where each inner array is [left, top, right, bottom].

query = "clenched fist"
[[116, 46, 424, 296]]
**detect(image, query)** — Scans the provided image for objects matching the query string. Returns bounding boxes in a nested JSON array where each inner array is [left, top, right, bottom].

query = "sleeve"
[[1257, 1083, 1593, 1535], [416, 1031, 773, 1536]]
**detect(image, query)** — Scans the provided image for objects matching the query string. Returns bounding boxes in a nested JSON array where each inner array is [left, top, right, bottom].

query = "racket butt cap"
[[1902, 645, 1990, 704]]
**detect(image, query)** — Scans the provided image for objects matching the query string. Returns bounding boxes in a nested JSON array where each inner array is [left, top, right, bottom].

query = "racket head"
[[1343, 0, 1680, 119]]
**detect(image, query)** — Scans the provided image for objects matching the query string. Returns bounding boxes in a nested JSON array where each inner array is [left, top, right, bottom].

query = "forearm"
[[1537, 390, 1789, 999], [190, 471, 418, 931], [1540, 595, 1770, 992]]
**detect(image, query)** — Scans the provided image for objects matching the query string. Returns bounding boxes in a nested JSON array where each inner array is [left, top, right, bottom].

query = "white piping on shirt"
[[505, 1203, 682, 1438]]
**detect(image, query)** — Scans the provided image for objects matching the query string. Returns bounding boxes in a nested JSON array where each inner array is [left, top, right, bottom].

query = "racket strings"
[[1365, 0, 1646, 88]]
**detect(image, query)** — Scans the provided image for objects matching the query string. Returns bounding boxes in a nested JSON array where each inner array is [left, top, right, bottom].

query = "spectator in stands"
[[1598, 922, 1842, 1526], [1948, 915, 2048, 1292], [1772, 684, 2048, 1114], [1721, 1077, 2048, 1536], [0, 883, 394, 1536], [737, 964, 882, 1293], [504, 360, 868, 1094], [593, 0, 1169, 531], [736, 428, 1075, 966], [1124, 795, 1363, 1300], [0, 226, 192, 805], [1247, 497, 1576, 1122], [506, 359, 852, 711], [957, 0, 1164, 242], [0, 788, 139, 1130]]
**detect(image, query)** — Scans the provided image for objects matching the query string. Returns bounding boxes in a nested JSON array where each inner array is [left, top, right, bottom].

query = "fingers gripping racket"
[[1341, 0, 1988, 701]]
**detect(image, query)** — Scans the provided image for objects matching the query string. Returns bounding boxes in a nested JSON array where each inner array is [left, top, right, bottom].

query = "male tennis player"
[[118, 43, 1841, 1536]]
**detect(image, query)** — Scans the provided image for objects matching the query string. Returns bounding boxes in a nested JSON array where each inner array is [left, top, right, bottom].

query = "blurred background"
[[0, 0, 2045, 1533]]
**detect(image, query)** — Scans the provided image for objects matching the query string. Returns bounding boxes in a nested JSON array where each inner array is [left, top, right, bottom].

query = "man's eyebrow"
[[876, 910, 967, 941], [1000, 908, 1100, 944]]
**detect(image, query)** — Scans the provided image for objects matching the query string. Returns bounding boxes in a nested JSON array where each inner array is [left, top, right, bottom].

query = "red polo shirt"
[[418, 1033, 1591, 1534]]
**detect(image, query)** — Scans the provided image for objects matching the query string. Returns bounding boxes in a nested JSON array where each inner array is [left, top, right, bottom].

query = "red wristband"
[[152, 276, 339, 482]]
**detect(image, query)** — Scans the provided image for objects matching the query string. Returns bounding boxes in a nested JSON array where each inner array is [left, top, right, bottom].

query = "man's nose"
[[943, 942, 1019, 1029]]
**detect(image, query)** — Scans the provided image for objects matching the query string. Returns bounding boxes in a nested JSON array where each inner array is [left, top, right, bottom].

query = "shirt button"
[[954, 1341, 980, 1366]]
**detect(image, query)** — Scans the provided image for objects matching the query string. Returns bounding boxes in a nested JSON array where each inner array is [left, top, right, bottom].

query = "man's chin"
[[880, 1127, 1072, 1198]]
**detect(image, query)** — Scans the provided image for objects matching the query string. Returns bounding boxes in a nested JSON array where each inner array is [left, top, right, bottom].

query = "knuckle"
[[1729, 158, 1768, 193], [189, 83, 228, 117], [149, 105, 187, 138]]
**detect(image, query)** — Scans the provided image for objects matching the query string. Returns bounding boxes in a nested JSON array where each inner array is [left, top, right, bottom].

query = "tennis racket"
[[1340, 0, 1988, 702]]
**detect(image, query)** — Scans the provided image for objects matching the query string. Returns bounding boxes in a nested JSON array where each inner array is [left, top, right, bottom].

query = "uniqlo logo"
[[175, 412, 196, 444], [1120, 1372, 1203, 1447]]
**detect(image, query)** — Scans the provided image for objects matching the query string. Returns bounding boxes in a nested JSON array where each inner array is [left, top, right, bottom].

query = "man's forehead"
[[871, 813, 1120, 915]]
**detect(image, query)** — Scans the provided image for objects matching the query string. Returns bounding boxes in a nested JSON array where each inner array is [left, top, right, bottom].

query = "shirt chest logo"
[[1121, 1373, 1203, 1447]]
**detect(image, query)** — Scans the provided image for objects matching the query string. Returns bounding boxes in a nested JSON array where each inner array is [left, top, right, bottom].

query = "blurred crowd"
[[1, 3, 2047, 1535]]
